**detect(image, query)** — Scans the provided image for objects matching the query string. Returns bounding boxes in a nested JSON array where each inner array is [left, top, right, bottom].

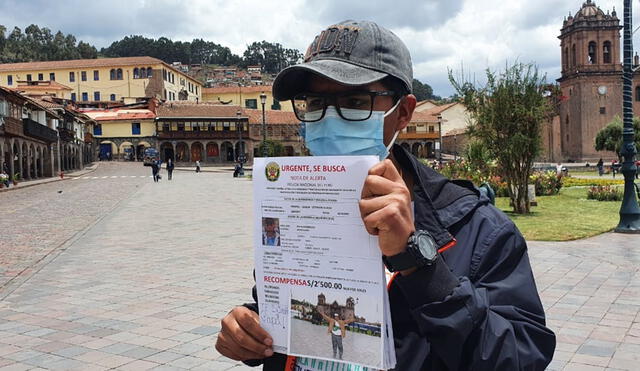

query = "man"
[[262, 218, 280, 246], [216, 20, 555, 370], [316, 311, 355, 360]]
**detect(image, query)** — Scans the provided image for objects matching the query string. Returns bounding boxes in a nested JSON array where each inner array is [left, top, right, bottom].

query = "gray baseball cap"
[[272, 20, 413, 101]]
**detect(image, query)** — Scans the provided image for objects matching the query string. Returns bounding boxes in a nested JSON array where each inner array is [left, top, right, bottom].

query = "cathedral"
[[553, 0, 635, 162]]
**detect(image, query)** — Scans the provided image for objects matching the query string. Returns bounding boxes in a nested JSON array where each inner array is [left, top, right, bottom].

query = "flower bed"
[[586, 185, 624, 201]]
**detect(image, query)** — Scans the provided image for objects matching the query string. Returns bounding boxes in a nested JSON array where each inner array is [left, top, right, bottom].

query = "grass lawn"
[[495, 187, 622, 241]]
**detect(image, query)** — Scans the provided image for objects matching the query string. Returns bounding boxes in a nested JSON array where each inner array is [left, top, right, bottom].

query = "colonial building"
[[0, 56, 202, 104], [555, 0, 625, 161], [154, 102, 301, 164], [202, 85, 292, 111], [316, 293, 356, 322], [1, 87, 60, 180], [83, 107, 157, 161], [397, 110, 441, 158]]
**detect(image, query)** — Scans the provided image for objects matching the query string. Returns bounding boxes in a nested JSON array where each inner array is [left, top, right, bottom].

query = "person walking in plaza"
[[317, 311, 354, 360], [167, 158, 174, 180], [151, 160, 160, 182], [217, 20, 555, 370], [195, 160, 201, 173], [597, 158, 604, 176]]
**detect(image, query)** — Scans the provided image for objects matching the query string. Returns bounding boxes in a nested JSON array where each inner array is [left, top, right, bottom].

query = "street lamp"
[[236, 109, 244, 177], [616, 0, 640, 232], [260, 92, 268, 157]]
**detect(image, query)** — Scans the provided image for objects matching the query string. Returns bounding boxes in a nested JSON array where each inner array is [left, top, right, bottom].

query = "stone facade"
[[556, 0, 629, 162]]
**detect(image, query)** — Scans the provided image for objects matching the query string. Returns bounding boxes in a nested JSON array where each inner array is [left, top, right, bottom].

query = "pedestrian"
[[612, 160, 617, 178], [167, 158, 174, 180], [195, 160, 201, 173], [556, 162, 563, 176], [216, 20, 555, 370], [597, 158, 604, 176], [316, 311, 354, 360], [151, 160, 159, 182]]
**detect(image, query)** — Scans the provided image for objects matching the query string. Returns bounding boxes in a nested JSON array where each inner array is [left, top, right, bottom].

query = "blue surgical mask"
[[302, 100, 401, 160]]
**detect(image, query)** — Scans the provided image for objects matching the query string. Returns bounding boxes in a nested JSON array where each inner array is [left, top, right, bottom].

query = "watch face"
[[416, 233, 438, 260]]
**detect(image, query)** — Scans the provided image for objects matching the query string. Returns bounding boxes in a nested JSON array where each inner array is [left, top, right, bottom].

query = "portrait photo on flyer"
[[287, 286, 383, 369]]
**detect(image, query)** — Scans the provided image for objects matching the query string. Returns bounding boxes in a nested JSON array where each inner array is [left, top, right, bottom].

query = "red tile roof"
[[13, 80, 73, 91], [83, 109, 156, 121], [410, 110, 440, 123], [156, 102, 298, 124], [202, 85, 273, 94], [0, 56, 165, 72]]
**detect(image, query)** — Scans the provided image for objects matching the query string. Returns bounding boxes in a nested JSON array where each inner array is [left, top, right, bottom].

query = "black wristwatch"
[[382, 230, 439, 272]]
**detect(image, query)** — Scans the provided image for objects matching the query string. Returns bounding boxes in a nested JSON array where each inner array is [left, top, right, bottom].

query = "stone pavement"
[[0, 165, 638, 370]]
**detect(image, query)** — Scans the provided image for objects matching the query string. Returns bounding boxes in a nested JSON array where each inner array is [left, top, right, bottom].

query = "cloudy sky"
[[1, 0, 638, 96]]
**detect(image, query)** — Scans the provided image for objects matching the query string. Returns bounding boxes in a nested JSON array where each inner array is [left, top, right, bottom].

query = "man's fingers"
[[217, 333, 264, 361], [359, 194, 406, 218], [234, 307, 272, 346], [368, 159, 403, 182], [361, 174, 403, 199]]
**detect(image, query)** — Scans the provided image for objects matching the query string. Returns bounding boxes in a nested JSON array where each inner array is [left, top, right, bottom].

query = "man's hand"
[[215, 306, 274, 361], [359, 159, 415, 257]]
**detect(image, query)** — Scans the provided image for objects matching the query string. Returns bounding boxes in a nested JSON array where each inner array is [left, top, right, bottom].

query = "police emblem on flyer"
[[265, 161, 280, 182]]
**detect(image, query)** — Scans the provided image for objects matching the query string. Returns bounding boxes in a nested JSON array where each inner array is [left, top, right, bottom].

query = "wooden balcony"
[[23, 118, 58, 143], [398, 132, 439, 140], [157, 130, 250, 140]]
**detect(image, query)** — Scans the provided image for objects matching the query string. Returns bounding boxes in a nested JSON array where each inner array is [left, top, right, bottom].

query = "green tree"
[[595, 116, 640, 159], [258, 139, 286, 156], [449, 62, 552, 214], [241, 41, 302, 73], [412, 78, 440, 101]]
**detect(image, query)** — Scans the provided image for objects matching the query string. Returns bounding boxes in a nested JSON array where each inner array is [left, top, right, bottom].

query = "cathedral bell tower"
[[558, 0, 622, 161]]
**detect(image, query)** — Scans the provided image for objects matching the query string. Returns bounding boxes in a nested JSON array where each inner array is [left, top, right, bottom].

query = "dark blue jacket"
[[244, 146, 556, 370]]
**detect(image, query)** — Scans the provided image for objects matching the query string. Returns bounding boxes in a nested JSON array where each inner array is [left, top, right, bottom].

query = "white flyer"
[[253, 156, 396, 370]]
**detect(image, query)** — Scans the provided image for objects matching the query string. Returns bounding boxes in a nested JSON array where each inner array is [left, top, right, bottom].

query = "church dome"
[[575, 0, 605, 19]]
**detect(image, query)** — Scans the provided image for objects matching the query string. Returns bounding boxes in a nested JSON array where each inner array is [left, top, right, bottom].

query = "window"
[[636, 86, 640, 101], [245, 99, 257, 109], [116, 68, 123, 80], [49, 72, 55, 81], [93, 124, 102, 136], [94, 91, 100, 101], [81, 71, 86, 81], [407, 126, 416, 133], [132, 122, 141, 135], [162, 123, 170, 132], [195, 86, 198, 95], [140, 68, 147, 78], [429, 126, 434, 133], [81, 92, 88, 101], [110, 94, 116, 101], [603, 41, 612, 64], [588, 41, 597, 64], [94, 70, 99, 81], [110, 69, 116, 80], [7, 75, 12, 85], [271, 99, 281, 110], [147, 67, 153, 77], [572, 44, 576, 66], [70, 71, 75, 82], [163, 69, 167, 81], [600, 107, 606, 114], [133, 68, 140, 79], [177, 122, 184, 131], [38, 73, 43, 81], [26, 74, 32, 81], [563, 47, 568, 70], [71, 93, 76, 101]]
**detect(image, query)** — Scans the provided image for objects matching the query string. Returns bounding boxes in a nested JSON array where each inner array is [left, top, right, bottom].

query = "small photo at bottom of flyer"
[[287, 286, 384, 370]]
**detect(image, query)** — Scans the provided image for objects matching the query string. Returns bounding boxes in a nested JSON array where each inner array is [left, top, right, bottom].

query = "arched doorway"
[[21, 142, 28, 179], [206, 142, 219, 162], [13, 141, 19, 177], [136, 141, 151, 161], [426, 142, 434, 158], [411, 143, 422, 158], [191, 142, 203, 162], [119, 141, 134, 161], [234, 141, 246, 161], [160, 142, 174, 162], [220, 141, 234, 162], [99, 141, 116, 161], [175, 142, 189, 162]]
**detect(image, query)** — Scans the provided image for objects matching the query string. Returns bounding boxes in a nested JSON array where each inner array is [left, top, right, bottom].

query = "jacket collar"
[[391, 145, 479, 244]]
